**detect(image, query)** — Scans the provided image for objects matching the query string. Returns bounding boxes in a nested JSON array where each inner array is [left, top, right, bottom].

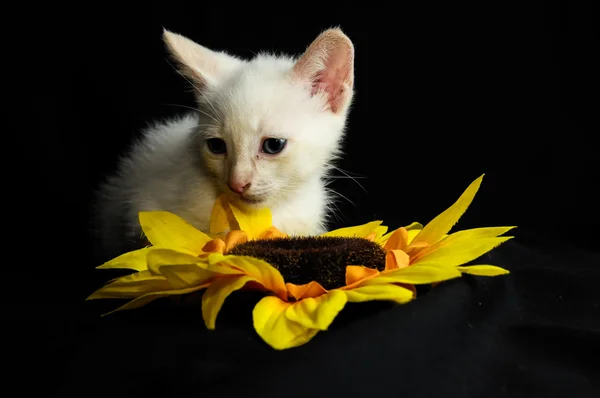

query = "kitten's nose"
[[228, 180, 251, 194]]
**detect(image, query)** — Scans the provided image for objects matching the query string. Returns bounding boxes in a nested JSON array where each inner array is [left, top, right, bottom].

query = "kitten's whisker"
[[327, 189, 356, 207], [191, 124, 220, 140], [161, 103, 220, 125], [326, 164, 364, 176], [325, 200, 345, 224], [250, 183, 304, 197], [197, 94, 219, 120], [325, 164, 367, 192], [164, 58, 221, 120]]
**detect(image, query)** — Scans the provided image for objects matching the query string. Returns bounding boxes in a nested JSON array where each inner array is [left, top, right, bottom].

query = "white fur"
[[93, 28, 355, 259]]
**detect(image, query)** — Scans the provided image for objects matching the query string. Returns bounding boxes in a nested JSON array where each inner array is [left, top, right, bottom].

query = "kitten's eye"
[[262, 138, 287, 155], [206, 138, 227, 154]]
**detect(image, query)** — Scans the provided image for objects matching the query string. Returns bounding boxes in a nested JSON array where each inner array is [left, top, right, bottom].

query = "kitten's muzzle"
[[227, 181, 264, 205], [228, 181, 251, 194]]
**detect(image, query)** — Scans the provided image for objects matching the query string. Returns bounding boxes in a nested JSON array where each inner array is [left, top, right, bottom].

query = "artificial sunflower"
[[88, 174, 513, 350]]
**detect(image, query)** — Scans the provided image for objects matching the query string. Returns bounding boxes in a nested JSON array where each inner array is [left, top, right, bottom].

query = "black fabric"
[[31, 232, 596, 398], [7, 2, 599, 397]]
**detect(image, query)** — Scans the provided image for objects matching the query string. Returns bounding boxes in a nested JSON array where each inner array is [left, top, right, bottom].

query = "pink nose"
[[228, 180, 251, 194]]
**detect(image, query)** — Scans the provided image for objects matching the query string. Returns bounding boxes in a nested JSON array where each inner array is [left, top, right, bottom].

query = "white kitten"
[[93, 27, 355, 260]]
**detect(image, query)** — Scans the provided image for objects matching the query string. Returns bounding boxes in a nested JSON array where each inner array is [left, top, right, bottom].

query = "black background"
[[8, 1, 599, 396]]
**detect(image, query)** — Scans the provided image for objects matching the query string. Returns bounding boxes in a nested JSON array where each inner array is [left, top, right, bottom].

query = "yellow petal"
[[228, 201, 273, 239], [406, 228, 422, 244], [145, 250, 239, 287], [373, 225, 389, 240], [411, 174, 484, 245], [204, 253, 251, 275], [404, 222, 424, 231], [209, 195, 237, 235], [321, 221, 384, 238], [456, 264, 510, 276], [413, 236, 513, 267], [202, 275, 255, 329], [345, 266, 380, 285], [377, 233, 391, 246], [158, 264, 217, 289], [444, 226, 516, 240], [145, 248, 203, 274], [210, 254, 287, 300], [139, 211, 212, 253], [102, 284, 209, 316], [344, 284, 414, 304], [96, 247, 153, 271], [284, 290, 347, 330], [253, 296, 320, 350], [367, 264, 462, 285], [87, 271, 172, 300]]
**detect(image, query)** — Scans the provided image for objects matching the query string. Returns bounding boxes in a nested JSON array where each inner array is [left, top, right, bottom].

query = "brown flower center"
[[227, 236, 387, 289]]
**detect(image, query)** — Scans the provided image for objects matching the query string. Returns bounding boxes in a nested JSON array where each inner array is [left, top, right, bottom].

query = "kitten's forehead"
[[216, 55, 314, 133]]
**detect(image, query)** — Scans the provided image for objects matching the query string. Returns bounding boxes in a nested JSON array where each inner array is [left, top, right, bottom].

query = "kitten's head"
[[163, 27, 355, 209]]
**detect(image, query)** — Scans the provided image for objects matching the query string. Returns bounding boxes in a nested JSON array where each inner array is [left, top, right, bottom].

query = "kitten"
[[93, 27, 356, 260]]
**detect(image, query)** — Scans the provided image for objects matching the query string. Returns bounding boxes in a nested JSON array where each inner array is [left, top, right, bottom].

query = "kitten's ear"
[[292, 28, 355, 114], [162, 29, 242, 90]]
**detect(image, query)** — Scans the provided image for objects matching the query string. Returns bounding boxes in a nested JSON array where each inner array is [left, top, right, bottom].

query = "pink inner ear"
[[306, 40, 353, 113], [310, 67, 349, 113], [311, 70, 344, 113], [294, 30, 354, 113]]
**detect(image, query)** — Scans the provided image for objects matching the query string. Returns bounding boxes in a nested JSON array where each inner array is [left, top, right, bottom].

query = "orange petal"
[[286, 281, 328, 300], [404, 241, 430, 258], [383, 227, 409, 251], [345, 265, 380, 285], [364, 232, 377, 241], [259, 226, 288, 240], [224, 230, 249, 251], [385, 250, 410, 270], [408, 241, 430, 250], [201, 238, 227, 255]]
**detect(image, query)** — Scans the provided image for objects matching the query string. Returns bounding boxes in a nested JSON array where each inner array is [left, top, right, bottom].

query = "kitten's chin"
[[239, 196, 265, 206], [228, 193, 268, 210]]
